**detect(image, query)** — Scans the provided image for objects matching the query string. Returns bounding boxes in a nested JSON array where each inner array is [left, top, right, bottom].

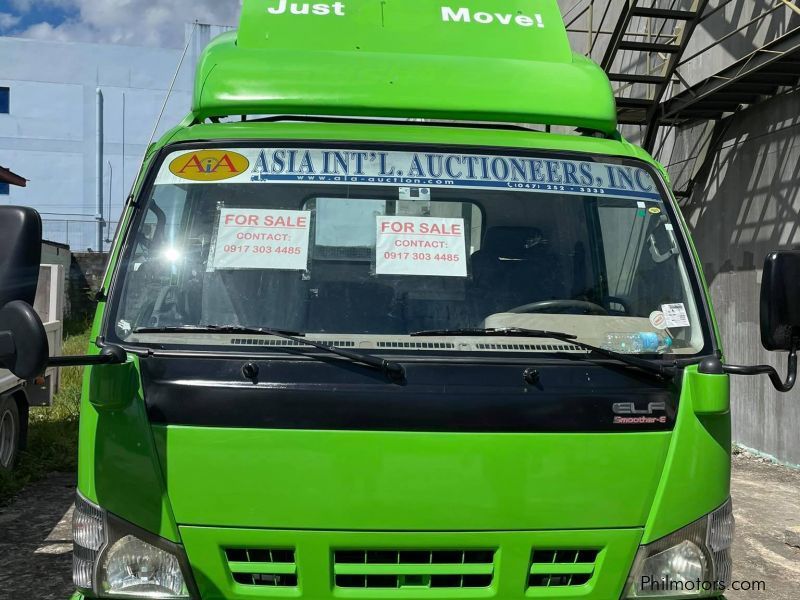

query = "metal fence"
[[42, 219, 119, 252]]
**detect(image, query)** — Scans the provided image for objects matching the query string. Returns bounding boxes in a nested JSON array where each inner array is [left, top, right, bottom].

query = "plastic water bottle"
[[601, 332, 672, 354]]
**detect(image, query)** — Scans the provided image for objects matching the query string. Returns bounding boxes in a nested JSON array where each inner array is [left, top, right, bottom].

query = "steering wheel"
[[506, 299, 609, 315]]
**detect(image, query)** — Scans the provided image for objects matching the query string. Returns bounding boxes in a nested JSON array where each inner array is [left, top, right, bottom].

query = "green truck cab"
[[0, 1, 798, 598]]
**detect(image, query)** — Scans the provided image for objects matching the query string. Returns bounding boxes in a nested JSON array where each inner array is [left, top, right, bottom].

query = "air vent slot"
[[475, 343, 584, 352], [528, 548, 599, 588], [230, 338, 355, 348], [376, 341, 456, 349], [334, 549, 495, 589], [225, 547, 297, 587]]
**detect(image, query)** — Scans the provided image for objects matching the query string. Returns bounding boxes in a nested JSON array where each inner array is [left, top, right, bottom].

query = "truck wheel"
[[0, 396, 21, 471]]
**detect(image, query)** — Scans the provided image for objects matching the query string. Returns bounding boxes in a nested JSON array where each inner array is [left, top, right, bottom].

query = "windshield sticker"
[[375, 216, 467, 277], [209, 208, 311, 271], [399, 187, 431, 201], [648, 206, 662, 215], [661, 303, 691, 328], [649, 310, 667, 330], [156, 149, 661, 201], [169, 150, 250, 182]]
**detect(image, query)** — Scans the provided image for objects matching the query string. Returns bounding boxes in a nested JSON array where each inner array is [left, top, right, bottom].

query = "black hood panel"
[[141, 356, 677, 432]]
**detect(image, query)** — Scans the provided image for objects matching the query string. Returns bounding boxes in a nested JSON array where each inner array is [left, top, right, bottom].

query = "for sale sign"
[[375, 216, 467, 277], [210, 208, 311, 271]]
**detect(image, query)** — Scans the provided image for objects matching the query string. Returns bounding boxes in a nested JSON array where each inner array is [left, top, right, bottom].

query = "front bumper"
[[68, 526, 735, 600], [69, 590, 732, 600]]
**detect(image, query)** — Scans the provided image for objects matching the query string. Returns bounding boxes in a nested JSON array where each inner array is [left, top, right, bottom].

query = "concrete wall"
[[664, 89, 800, 466], [650, 2, 800, 466], [41, 240, 73, 316]]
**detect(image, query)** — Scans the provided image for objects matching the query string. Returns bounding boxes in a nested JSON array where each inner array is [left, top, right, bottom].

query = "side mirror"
[[0, 301, 49, 379], [760, 251, 800, 351], [0, 205, 126, 377], [708, 251, 799, 392], [0, 206, 43, 307], [0, 207, 48, 379], [0, 206, 49, 379]]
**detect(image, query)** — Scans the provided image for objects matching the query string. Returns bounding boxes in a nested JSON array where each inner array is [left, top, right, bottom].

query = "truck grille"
[[528, 549, 599, 588], [333, 549, 495, 589], [225, 547, 298, 587], [180, 527, 641, 599]]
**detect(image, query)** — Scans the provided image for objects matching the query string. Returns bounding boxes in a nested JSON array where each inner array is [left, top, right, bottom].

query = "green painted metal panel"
[[152, 427, 670, 531], [642, 367, 731, 543], [691, 373, 730, 415], [77, 356, 181, 542]]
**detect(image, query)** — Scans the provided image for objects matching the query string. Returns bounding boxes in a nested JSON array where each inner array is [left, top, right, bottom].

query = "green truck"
[[0, 1, 798, 598]]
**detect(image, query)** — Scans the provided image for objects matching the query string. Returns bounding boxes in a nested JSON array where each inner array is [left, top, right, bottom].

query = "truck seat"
[[470, 226, 563, 316]]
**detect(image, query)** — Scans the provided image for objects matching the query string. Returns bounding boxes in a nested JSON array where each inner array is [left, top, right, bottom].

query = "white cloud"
[[9, 0, 74, 11], [0, 12, 22, 30], [14, 0, 241, 48]]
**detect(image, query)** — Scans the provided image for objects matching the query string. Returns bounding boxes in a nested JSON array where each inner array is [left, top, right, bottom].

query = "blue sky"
[[0, 0, 240, 48], [0, 1, 78, 36], [0, 2, 78, 32]]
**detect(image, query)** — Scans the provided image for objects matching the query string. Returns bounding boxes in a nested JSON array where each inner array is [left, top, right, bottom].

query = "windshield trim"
[[107, 338, 704, 367], [101, 138, 717, 360]]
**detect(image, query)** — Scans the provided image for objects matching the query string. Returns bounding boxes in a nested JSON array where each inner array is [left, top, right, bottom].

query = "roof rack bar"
[[192, 114, 616, 139], [618, 40, 683, 53], [630, 7, 697, 20], [608, 73, 667, 84]]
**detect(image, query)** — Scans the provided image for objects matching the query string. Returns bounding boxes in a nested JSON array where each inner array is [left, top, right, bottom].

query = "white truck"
[[0, 263, 63, 470]]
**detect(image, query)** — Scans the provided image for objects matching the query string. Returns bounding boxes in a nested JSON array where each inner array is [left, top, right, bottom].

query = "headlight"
[[101, 535, 188, 597], [623, 499, 734, 598], [72, 492, 194, 598]]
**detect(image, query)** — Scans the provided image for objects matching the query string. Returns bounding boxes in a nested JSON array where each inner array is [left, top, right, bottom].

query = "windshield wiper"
[[135, 325, 305, 336], [411, 327, 675, 379], [411, 327, 579, 339], [132, 326, 405, 381]]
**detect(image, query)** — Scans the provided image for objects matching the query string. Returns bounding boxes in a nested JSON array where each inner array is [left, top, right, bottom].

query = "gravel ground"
[[0, 455, 797, 600], [0, 472, 75, 600], [726, 452, 800, 599]]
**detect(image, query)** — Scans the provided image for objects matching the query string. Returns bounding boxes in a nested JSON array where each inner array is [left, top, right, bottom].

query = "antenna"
[[140, 21, 199, 168]]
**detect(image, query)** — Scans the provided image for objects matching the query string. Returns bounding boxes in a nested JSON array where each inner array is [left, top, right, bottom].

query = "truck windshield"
[[108, 146, 707, 356]]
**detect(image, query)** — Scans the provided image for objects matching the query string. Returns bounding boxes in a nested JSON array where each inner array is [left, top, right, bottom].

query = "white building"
[[0, 24, 229, 251]]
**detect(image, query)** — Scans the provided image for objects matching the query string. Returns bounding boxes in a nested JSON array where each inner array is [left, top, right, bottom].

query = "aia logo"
[[169, 150, 249, 181]]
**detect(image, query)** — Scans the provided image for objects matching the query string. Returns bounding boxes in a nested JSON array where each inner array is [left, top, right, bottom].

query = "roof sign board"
[[157, 148, 660, 201], [238, 0, 572, 63], [192, 1, 617, 134]]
